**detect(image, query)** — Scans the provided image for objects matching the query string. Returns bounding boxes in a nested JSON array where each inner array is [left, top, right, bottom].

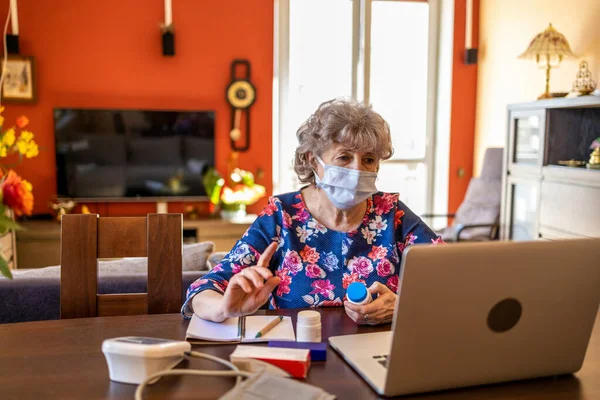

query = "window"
[[369, 0, 430, 214], [275, 0, 442, 217]]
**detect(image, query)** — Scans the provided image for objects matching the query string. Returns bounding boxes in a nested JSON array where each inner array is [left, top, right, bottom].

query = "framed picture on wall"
[[0, 56, 36, 103]]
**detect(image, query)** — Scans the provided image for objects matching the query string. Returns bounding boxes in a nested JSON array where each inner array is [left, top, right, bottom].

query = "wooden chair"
[[60, 213, 183, 319]]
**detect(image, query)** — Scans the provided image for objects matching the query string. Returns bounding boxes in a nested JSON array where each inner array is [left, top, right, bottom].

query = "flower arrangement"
[[203, 167, 266, 219], [0, 107, 39, 279]]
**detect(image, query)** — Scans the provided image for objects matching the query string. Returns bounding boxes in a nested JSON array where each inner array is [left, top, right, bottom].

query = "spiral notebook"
[[186, 313, 296, 344]]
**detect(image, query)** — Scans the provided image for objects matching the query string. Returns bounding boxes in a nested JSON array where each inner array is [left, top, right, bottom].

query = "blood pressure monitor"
[[102, 337, 191, 384]]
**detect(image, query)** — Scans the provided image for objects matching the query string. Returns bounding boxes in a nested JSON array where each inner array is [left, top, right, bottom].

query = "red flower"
[[397, 242, 405, 254], [376, 259, 395, 277], [277, 283, 291, 297], [282, 250, 303, 275], [305, 264, 324, 279], [187, 278, 209, 295], [362, 212, 370, 226], [276, 267, 292, 297], [373, 193, 396, 215], [291, 201, 310, 223], [276, 267, 292, 285], [231, 264, 245, 274], [319, 299, 343, 307], [406, 232, 418, 245], [394, 209, 405, 229], [259, 196, 279, 217], [368, 245, 388, 260], [213, 280, 228, 293], [309, 279, 335, 297], [300, 245, 320, 264], [16, 115, 29, 129], [211, 263, 224, 272], [347, 256, 374, 278], [1, 170, 33, 216], [398, 231, 418, 253], [342, 272, 365, 289], [386, 275, 399, 293], [282, 210, 293, 229]]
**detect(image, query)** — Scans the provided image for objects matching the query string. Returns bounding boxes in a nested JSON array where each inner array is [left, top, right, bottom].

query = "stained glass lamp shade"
[[519, 24, 577, 99]]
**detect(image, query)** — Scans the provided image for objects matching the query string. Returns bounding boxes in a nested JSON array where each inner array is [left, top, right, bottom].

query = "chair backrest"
[[453, 148, 504, 239], [454, 178, 502, 234], [60, 213, 183, 319], [479, 147, 503, 180]]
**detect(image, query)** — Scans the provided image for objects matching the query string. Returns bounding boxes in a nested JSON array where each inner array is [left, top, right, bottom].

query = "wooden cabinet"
[[16, 220, 61, 269], [183, 216, 255, 253], [0, 210, 18, 270], [538, 168, 600, 238], [0, 230, 17, 270], [507, 109, 546, 176], [502, 175, 541, 241], [501, 97, 600, 240]]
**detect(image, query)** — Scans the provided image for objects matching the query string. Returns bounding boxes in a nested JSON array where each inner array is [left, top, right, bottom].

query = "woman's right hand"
[[220, 242, 281, 319]]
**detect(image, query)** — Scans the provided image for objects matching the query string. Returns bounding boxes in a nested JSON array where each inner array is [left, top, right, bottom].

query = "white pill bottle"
[[296, 310, 322, 342], [346, 282, 373, 305]]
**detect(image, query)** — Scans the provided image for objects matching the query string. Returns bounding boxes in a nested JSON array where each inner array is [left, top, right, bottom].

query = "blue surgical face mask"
[[314, 155, 378, 210]]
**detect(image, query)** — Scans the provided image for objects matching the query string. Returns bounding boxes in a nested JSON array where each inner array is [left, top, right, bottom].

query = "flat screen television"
[[54, 108, 215, 200]]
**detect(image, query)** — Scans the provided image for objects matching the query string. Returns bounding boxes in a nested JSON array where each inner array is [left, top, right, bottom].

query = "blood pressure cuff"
[[219, 371, 336, 400]]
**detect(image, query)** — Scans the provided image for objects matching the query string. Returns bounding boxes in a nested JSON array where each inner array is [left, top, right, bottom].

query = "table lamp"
[[518, 23, 576, 99]]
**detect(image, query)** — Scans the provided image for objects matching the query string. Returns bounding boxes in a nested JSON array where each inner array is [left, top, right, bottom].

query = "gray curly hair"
[[293, 98, 394, 184]]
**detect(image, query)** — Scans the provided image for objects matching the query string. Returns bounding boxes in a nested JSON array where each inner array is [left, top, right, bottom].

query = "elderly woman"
[[182, 99, 441, 326]]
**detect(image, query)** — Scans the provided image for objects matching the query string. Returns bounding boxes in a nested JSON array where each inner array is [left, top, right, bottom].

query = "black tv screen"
[[54, 108, 215, 199]]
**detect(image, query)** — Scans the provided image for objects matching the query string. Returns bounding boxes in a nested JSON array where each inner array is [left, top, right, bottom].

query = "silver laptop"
[[329, 239, 600, 397]]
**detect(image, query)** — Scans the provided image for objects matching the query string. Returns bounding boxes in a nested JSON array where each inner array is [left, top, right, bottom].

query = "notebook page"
[[186, 313, 241, 342], [242, 316, 296, 343]]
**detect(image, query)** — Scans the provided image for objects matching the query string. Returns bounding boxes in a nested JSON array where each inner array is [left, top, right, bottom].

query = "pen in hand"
[[255, 316, 284, 338]]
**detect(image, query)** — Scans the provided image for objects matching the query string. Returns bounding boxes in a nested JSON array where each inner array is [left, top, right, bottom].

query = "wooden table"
[[1, 308, 599, 399]]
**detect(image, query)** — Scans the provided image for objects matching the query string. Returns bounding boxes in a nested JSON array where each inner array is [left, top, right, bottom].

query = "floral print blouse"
[[181, 191, 442, 318]]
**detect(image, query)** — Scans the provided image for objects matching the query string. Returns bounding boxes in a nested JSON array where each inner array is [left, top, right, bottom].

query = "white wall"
[[474, 0, 600, 173]]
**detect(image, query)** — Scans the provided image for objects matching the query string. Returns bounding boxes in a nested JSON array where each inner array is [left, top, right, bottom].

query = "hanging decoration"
[[464, 0, 477, 64], [160, 0, 175, 56], [6, 0, 19, 54], [226, 59, 256, 152]]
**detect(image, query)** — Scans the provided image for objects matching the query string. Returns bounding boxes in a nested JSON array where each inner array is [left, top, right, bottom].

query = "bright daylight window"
[[276, 0, 434, 216]]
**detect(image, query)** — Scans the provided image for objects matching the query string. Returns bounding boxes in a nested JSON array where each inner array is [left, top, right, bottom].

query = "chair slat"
[[147, 214, 183, 314], [60, 214, 98, 319], [61, 213, 183, 319], [98, 217, 147, 258], [97, 294, 148, 317]]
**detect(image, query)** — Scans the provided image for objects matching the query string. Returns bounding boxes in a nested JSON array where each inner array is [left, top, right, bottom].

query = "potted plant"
[[203, 167, 266, 220], [0, 109, 39, 279]]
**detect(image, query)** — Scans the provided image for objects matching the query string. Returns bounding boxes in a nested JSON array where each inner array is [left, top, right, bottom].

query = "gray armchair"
[[423, 148, 504, 242]]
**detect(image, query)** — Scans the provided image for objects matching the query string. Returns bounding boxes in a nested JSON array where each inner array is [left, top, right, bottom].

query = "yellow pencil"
[[255, 316, 284, 338]]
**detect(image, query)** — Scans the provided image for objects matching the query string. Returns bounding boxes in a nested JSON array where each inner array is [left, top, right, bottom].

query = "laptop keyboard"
[[373, 354, 389, 368]]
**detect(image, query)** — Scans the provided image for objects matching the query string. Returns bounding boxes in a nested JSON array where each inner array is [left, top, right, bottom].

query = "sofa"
[[0, 242, 221, 324]]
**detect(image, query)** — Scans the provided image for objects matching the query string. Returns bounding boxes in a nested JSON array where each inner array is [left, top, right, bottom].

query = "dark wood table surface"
[[1, 308, 599, 399]]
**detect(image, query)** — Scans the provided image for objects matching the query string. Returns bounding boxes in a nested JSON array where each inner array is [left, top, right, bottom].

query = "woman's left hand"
[[344, 282, 396, 325]]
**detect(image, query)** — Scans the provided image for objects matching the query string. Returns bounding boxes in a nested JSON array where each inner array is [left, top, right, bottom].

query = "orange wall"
[[448, 0, 480, 213], [0, 0, 273, 216]]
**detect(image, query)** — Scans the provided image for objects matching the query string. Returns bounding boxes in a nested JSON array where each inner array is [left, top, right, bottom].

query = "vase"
[[220, 203, 247, 220]]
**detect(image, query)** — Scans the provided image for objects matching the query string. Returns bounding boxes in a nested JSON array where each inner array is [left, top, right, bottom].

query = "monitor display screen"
[[54, 108, 215, 199]]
